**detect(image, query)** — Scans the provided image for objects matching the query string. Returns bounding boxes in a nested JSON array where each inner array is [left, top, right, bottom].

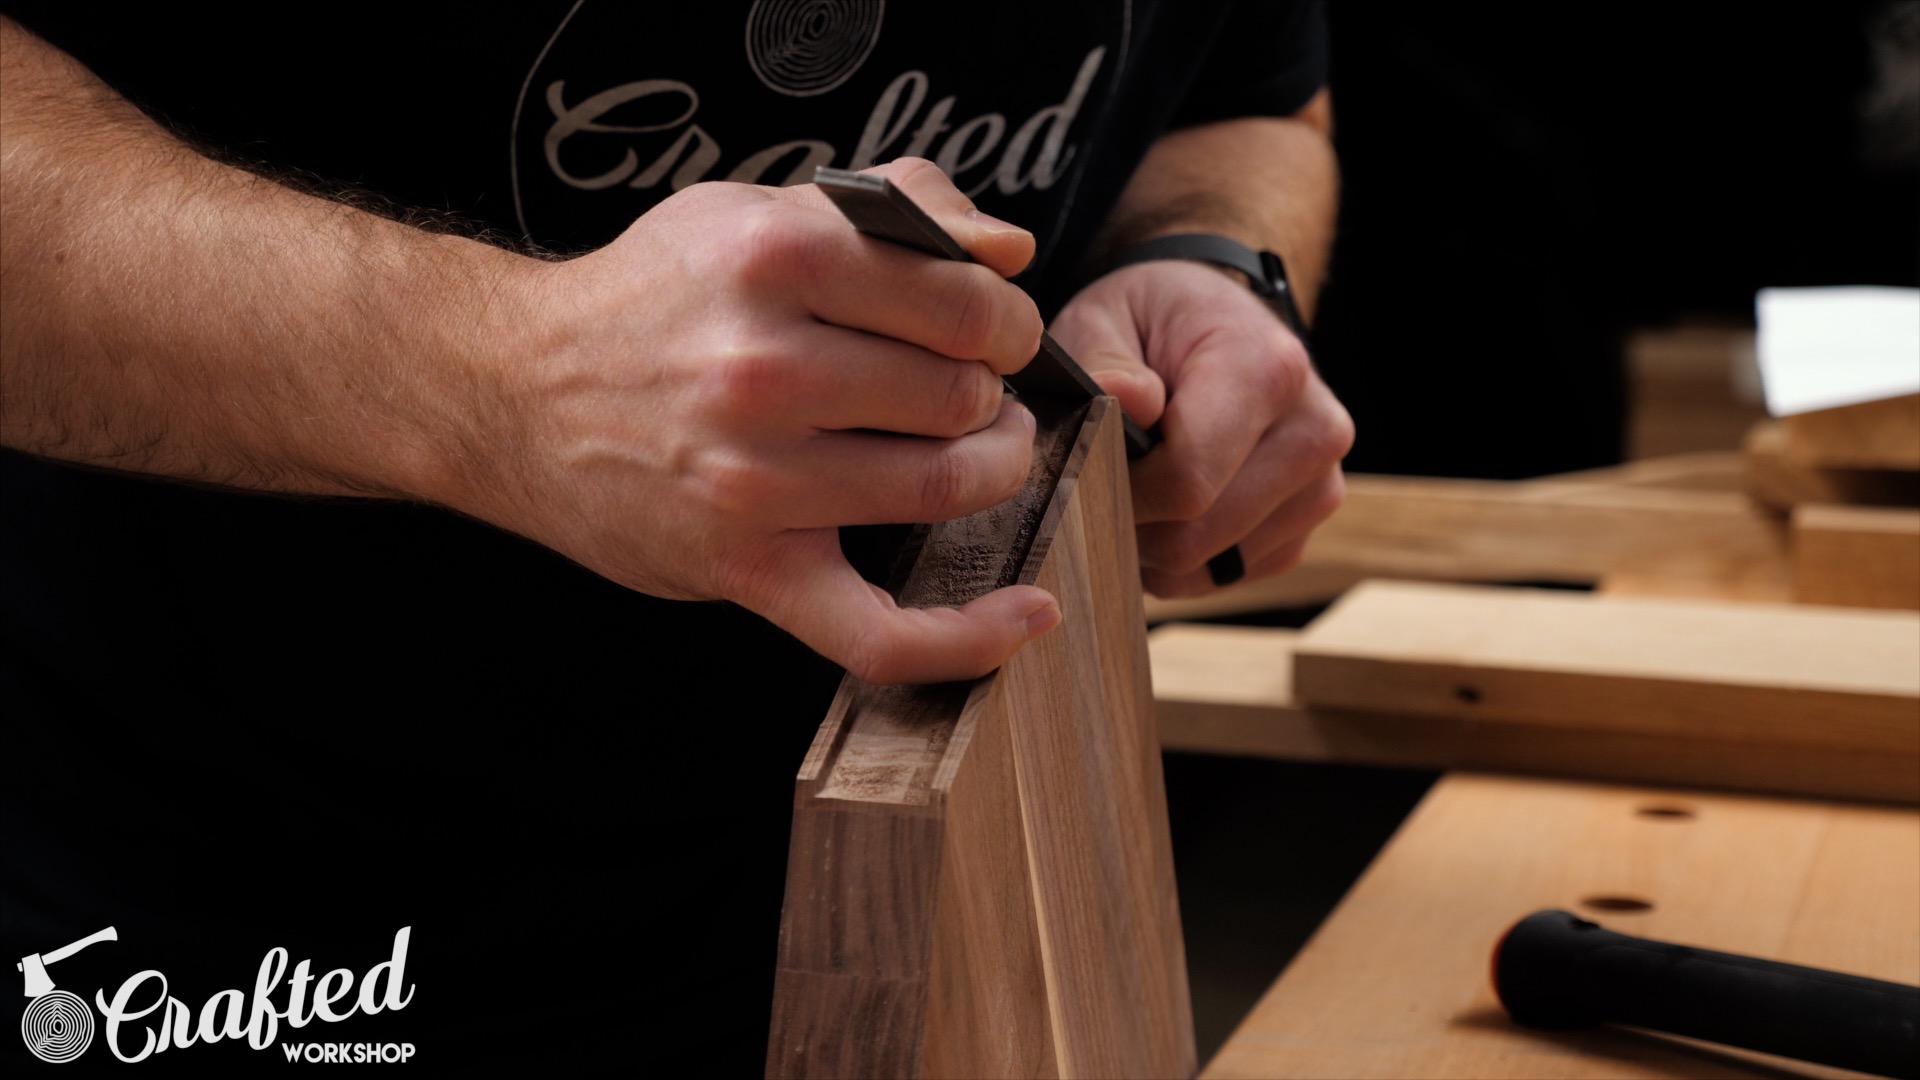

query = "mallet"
[[1493, 909, 1918, 1079]]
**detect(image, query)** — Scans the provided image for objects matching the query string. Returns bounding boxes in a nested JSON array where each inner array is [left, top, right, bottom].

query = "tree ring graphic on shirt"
[[745, 0, 885, 97], [21, 990, 95, 1064]]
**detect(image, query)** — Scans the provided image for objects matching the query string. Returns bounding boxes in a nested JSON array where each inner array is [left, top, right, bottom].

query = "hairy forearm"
[[0, 17, 538, 508], [1093, 91, 1338, 318]]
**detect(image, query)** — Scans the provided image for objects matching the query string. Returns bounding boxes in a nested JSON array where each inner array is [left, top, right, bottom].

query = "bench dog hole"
[[1581, 895, 1655, 913]]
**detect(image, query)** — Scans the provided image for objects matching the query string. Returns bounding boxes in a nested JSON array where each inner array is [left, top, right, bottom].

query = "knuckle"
[[728, 204, 825, 288], [841, 622, 903, 685], [887, 156, 940, 180], [942, 271, 1000, 359], [689, 449, 775, 518], [1160, 462, 1226, 523], [918, 445, 977, 520], [1305, 468, 1348, 526], [1249, 337, 1308, 408], [938, 365, 1000, 435], [1160, 529, 1221, 577], [1316, 400, 1359, 465], [987, 439, 1031, 505], [876, 157, 959, 207], [709, 339, 799, 421]]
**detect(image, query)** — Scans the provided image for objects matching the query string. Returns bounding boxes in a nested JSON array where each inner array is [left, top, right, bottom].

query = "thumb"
[[730, 531, 1062, 685]]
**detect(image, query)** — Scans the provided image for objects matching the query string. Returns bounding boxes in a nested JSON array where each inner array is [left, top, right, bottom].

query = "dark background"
[[1171, 0, 1919, 1062], [1309, 1, 1917, 481], [3, 3, 1914, 1072]]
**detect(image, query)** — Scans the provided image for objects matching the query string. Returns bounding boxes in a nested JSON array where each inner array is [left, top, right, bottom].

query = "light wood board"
[[1290, 581, 1920, 755], [1151, 622, 1920, 803], [1204, 772, 1920, 1078], [1781, 393, 1920, 470], [768, 399, 1193, 1079], [1142, 471, 1794, 622], [1303, 477, 1791, 591], [1542, 451, 1749, 494], [1744, 421, 1920, 512], [1793, 504, 1920, 611]]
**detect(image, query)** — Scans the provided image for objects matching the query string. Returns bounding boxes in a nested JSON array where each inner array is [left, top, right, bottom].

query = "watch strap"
[[1105, 232, 1310, 341]]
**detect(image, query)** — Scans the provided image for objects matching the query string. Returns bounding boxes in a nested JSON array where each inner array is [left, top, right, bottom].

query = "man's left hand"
[[1049, 258, 1353, 597]]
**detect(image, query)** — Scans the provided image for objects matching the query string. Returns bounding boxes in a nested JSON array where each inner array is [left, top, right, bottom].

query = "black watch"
[[1104, 233, 1310, 341]]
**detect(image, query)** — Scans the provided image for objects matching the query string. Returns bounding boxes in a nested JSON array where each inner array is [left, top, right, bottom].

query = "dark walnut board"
[[767, 397, 1196, 1078]]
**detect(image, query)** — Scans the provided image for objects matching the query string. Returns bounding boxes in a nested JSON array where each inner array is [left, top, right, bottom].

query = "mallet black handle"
[[1494, 909, 1919, 1079]]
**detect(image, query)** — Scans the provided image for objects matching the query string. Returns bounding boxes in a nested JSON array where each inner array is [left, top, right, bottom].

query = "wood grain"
[[1151, 622, 1920, 803], [1793, 504, 1920, 611], [1203, 773, 1920, 1078], [1304, 477, 1790, 588], [1290, 582, 1920, 755], [1142, 471, 1794, 623], [768, 399, 1193, 1079]]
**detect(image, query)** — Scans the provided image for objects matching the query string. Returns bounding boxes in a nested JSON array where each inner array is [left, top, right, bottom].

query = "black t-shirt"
[[1, 3, 1324, 1070]]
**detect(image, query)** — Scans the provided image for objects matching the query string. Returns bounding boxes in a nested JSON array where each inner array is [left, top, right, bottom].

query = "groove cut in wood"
[[1203, 773, 1920, 1078], [1291, 581, 1920, 755], [768, 399, 1194, 1079], [1151, 622, 1920, 803], [1793, 504, 1920, 611]]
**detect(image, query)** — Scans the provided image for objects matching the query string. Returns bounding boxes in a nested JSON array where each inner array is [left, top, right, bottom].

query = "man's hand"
[[481, 160, 1061, 684], [1049, 257, 1353, 597], [2, 16, 1055, 687]]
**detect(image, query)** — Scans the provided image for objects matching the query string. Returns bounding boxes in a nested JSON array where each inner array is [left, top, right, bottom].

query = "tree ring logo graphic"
[[21, 990, 94, 1064], [745, 0, 885, 97]]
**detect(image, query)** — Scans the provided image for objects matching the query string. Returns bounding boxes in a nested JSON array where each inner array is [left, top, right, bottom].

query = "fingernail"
[[1024, 600, 1062, 640], [1013, 401, 1037, 435], [969, 208, 1030, 237]]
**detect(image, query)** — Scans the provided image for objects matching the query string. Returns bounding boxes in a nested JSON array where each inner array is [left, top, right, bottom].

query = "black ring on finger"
[[1206, 545, 1246, 587]]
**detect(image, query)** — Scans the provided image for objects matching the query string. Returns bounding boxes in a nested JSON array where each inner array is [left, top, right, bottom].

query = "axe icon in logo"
[[18, 927, 117, 1064]]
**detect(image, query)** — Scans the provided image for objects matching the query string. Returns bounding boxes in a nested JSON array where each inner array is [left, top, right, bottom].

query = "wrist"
[[1101, 232, 1310, 339], [388, 237, 555, 524]]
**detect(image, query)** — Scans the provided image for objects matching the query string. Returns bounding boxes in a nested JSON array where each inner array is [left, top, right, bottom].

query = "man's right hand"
[[479, 160, 1060, 684], [1, 14, 1056, 687]]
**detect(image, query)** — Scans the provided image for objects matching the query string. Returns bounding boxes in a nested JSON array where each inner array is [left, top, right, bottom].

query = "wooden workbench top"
[[1204, 773, 1919, 1079]]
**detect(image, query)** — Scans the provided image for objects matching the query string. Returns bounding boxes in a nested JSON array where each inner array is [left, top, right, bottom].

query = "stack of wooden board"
[[1150, 395, 1920, 795], [1747, 288, 1919, 610], [1155, 581, 1920, 803], [1743, 397, 1920, 611]]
